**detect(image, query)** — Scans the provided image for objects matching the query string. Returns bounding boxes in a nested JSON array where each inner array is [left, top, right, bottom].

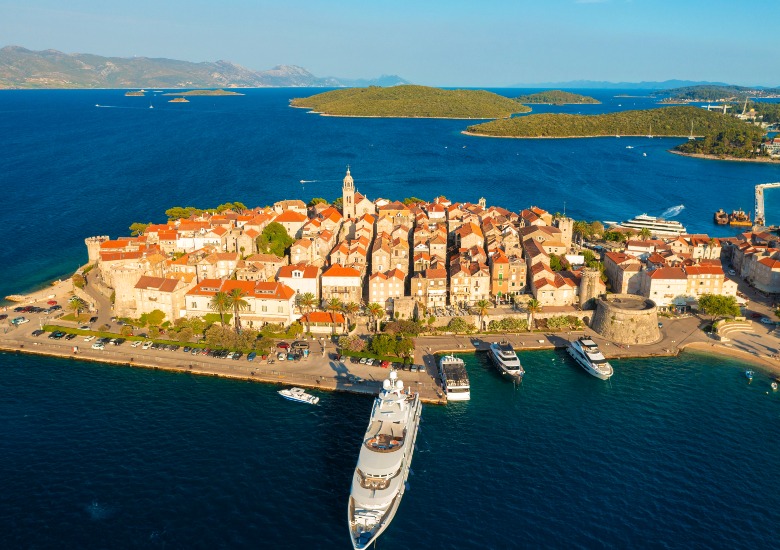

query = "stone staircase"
[[715, 320, 754, 341]]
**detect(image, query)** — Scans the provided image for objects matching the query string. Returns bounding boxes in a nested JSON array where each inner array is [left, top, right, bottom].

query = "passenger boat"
[[566, 337, 614, 380], [729, 209, 752, 227], [348, 370, 422, 549], [488, 340, 524, 380], [606, 213, 687, 237], [438, 354, 470, 401], [714, 209, 729, 225], [277, 387, 319, 405]]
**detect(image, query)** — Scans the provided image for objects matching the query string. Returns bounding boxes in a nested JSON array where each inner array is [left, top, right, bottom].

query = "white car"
[[12, 316, 29, 325], [83, 335, 96, 342], [277, 352, 286, 361], [91, 342, 105, 350], [728, 269, 737, 276], [142, 341, 153, 350], [131, 340, 142, 348]]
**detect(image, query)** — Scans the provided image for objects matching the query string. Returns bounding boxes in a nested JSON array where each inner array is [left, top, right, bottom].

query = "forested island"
[[464, 106, 756, 139], [655, 84, 780, 102], [163, 89, 244, 96], [290, 85, 530, 119], [515, 90, 600, 105]]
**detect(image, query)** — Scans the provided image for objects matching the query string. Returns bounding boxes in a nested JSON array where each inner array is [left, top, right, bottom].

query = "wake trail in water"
[[659, 204, 685, 218]]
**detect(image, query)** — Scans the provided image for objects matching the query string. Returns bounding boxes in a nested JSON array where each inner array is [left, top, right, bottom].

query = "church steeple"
[[342, 165, 356, 219]]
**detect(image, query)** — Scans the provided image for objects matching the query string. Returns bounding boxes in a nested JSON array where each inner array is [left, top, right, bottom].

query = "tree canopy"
[[129, 222, 150, 236], [515, 90, 600, 105], [697, 294, 740, 318], [256, 222, 295, 257]]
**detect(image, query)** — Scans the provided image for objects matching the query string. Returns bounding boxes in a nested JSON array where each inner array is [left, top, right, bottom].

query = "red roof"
[[275, 210, 308, 223], [322, 264, 361, 278], [301, 311, 345, 324]]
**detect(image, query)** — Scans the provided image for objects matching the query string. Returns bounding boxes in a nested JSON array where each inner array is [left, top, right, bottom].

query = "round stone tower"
[[579, 267, 602, 310], [85, 236, 109, 264], [591, 294, 661, 345]]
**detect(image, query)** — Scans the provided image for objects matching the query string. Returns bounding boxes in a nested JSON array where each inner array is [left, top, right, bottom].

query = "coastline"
[[682, 341, 780, 377], [462, 131, 695, 139], [669, 149, 780, 164]]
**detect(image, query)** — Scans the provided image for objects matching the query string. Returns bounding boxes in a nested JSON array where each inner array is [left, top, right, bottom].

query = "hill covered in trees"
[[465, 106, 759, 139], [290, 85, 530, 118], [515, 90, 600, 105], [655, 84, 780, 101]]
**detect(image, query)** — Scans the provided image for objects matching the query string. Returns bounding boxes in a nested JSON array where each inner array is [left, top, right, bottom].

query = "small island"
[[515, 90, 600, 105], [290, 85, 530, 119], [125, 90, 145, 96], [464, 106, 754, 139], [162, 89, 244, 96]]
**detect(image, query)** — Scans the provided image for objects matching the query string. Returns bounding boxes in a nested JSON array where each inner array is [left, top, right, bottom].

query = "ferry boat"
[[729, 209, 752, 227], [487, 340, 525, 380], [348, 370, 422, 549], [607, 214, 687, 237], [566, 337, 614, 380], [438, 354, 470, 401], [278, 387, 319, 405]]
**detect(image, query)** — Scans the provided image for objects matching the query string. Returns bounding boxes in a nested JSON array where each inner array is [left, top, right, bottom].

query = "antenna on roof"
[[563, 201, 566, 217]]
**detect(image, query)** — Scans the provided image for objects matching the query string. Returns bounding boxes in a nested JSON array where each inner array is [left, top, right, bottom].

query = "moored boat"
[[567, 337, 614, 380], [278, 387, 319, 405], [608, 213, 687, 237], [729, 209, 752, 227], [745, 370, 754, 381], [714, 209, 729, 225], [488, 340, 524, 380], [438, 354, 470, 401], [348, 370, 421, 549]]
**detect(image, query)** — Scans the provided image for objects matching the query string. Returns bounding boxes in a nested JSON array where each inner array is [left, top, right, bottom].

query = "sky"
[[1, 0, 778, 86]]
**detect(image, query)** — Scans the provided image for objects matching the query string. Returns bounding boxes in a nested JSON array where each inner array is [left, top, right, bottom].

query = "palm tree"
[[297, 292, 317, 332], [209, 291, 231, 329], [325, 298, 343, 333], [68, 296, 88, 317], [639, 227, 652, 241], [343, 302, 360, 330], [473, 299, 491, 332], [226, 288, 249, 334], [526, 298, 542, 331], [366, 302, 384, 332]]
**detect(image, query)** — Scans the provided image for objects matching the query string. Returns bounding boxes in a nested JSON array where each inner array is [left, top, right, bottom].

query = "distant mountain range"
[[511, 79, 749, 90], [0, 46, 409, 89]]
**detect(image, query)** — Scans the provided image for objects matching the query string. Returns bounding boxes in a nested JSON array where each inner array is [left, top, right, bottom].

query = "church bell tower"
[[342, 166, 356, 219]]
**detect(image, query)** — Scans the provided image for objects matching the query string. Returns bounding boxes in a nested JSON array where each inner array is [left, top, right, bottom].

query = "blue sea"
[[2, 88, 780, 548]]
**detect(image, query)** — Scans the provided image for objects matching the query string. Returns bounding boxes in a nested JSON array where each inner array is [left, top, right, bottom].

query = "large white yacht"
[[348, 370, 422, 549], [488, 340, 525, 380], [438, 355, 471, 401], [567, 337, 614, 380], [605, 214, 687, 237]]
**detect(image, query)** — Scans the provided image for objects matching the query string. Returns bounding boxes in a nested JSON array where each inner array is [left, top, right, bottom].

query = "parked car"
[[91, 342, 105, 350], [728, 269, 737, 276], [277, 341, 290, 350], [359, 357, 367, 364], [277, 352, 286, 361], [0, 314, 7, 320], [142, 341, 153, 350], [232, 351, 243, 360], [291, 341, 309, 350], [365, 358, 375, 366], [247, 352, 257, 362], [89, 316, 98, 323], [760, 317, 774, 325], [65, 333, 77, 340], [380, 360, 391, 368], [84, 335, 96, 342], [31, 329, 45, 337], [11, 316, 29, 325], [131, 340, 142, 348]]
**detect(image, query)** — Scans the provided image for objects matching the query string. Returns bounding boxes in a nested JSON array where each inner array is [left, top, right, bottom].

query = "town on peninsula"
[[4, 167, 780, 401]]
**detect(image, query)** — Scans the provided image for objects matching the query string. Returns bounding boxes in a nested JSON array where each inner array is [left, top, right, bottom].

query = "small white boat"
[[625, 145, 634, 149], [642, 152, 647, 157], [745, 370, 754, 381], [770, 381, 778, 391], [278, 387, 319, 405]]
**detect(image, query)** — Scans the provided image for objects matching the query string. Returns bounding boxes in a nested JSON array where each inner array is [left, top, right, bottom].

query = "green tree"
[[176, 327, 194, 342], [403, 197, 424, 205], [68, 296, 87, 316], [332, 197, 343, 210], [638, 227, 652, 240], [209, 291, 232, 329], [343, 301, 360, 330], [297, 292, 317, 331], [549, 255, 567, 272], [697, 294, 740, 320], [256, 222, 295, 257], [129, 222, 150, 236], [72, 273, 86, 289], [396, 336, 415, 359], [472, 299, 492, 331], [366, 302, 385, 332], [308, 197, 329, 207], [165, 206, 202, 220], [447, 317, 470, 333], [370, 333, 397, 356], [139, 309, 166, 327], [526, 299, 542, 331], [227, 288, 249, 334]]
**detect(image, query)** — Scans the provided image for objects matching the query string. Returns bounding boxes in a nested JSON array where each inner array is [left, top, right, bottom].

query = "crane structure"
[[754, 182, 780, 227]]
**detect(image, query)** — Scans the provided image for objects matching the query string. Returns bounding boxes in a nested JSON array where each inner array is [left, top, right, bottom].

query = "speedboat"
[[745, 370, 754, 381], [488, 340, 524, 380], [278, 387, 319, 405], [348, 370, 421, 549], [567, 337, 614, 380]]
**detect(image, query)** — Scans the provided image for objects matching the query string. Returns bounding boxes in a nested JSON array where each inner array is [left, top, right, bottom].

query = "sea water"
[[1, 350, 778, 548]]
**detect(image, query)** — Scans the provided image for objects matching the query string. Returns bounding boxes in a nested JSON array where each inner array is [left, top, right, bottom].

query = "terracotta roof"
[[648, 267, 687, 280], [274, 210, 308, 223], [322, 264, 362, 278], [685, 265, 724, 276], [425, 268, 447, 279], [301, 311, 345, 324], [134, 276, 180, 292], [277, 264, 319, 279], [758, 257, 780, 269]]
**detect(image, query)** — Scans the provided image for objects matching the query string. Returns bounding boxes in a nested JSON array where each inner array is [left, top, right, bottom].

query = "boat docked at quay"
[[438, 354, 471, 401], [714, 209, 729, 225], [606, 213, 687, 237], [348, 370, 422, 550], [567, 337, 614, 380], [277, 387, 319, 405], [488, 340, 525, 380]]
